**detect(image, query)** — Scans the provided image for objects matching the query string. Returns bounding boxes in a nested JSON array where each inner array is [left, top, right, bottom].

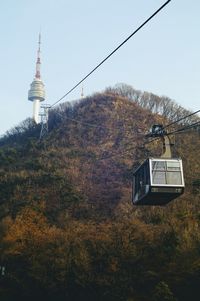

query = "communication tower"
[[28, 34, 45, 124], [81, 86, 84, 98]]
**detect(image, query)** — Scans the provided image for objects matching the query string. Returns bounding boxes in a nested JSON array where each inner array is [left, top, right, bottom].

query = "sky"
[[0, 0, 199, 136]]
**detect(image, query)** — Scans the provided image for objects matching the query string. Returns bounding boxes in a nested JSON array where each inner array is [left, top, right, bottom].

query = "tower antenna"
[[35, 32, 41, 79]]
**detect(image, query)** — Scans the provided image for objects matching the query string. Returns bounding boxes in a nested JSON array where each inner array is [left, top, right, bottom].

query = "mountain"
[[0, 86, 200, 301]]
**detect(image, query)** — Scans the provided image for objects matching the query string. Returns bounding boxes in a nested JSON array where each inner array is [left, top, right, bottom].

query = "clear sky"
[[0, 0, 199, 136]]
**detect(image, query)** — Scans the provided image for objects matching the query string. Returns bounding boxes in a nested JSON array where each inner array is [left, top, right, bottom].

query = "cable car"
[[132, 158, 185, 205], [132, 125, 185, 205]]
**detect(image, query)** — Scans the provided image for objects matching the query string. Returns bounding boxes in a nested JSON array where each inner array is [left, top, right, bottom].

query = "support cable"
[[50, 0, 172, 108], [163, 109, 200, 129]]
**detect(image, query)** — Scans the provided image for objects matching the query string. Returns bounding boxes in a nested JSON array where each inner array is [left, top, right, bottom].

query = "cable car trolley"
[[132, 125, 185, 206]]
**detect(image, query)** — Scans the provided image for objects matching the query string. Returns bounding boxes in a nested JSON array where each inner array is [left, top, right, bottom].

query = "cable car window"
[[151, 160, 183, 186], [152, 170, 166, 184], [152, 161, 166, 170], [166, 161, 180, 171], [166, 161, 183, 185], [167, 171, 182, 185], [152, 161, 166, 185], [133, 160, 150, 201]]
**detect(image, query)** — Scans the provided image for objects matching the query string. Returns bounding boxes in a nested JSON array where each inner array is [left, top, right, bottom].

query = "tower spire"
[[35, 33, 41, 79]]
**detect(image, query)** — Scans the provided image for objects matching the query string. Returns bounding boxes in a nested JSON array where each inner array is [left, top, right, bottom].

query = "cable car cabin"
[[132, 158, 185, 205]]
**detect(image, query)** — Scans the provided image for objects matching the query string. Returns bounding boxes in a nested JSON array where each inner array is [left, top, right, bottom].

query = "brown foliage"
[[0, 89, 199, 300]]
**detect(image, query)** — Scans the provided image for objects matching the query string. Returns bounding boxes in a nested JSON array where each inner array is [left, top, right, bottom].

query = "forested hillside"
[[0, 85, 200, 301]]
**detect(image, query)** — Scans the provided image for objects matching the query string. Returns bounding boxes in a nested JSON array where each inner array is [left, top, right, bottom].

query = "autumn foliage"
[[0, 86, 200, 300]]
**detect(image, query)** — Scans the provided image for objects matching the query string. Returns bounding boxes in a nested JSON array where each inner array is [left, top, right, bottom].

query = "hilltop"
[[0, 85, 200, 301]]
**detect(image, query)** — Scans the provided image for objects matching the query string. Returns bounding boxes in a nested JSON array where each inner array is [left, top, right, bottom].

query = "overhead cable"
[[167, 121, 200, 136], [144, 120, 200, 146], [164, 109, 200, 129], [50, 0, 172, 108]]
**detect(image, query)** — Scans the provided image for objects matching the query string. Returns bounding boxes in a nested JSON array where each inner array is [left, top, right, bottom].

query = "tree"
[[152, 281, 177, 301]]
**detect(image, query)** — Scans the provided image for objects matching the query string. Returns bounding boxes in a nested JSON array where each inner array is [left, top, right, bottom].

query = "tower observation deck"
[[28, 34, 45, 124]]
